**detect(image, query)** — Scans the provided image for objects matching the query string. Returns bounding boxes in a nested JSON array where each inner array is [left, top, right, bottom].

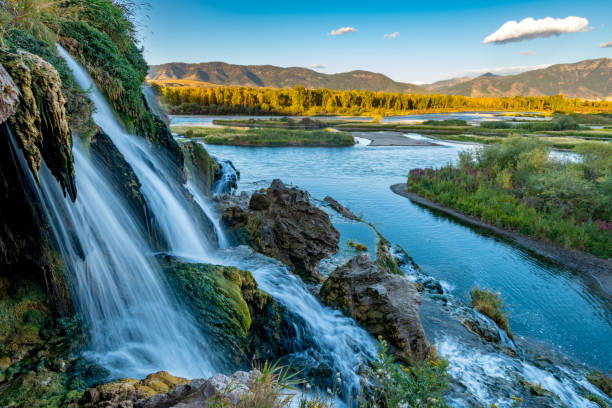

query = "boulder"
[[320, 253, 430, 363], [221, 180, 340, 283], [0, 63, 20, 123], [158, 255, 295, 367], [81, 370, 263, 408]]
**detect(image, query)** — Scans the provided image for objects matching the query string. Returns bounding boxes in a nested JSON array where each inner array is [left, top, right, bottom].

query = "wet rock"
[[222, 180, 340, 282], [324, 195, 358, 220], [221, 180, 340, 283], [320, 253, 430, 363], [0, 48, 76, 200], [462, 314, 502, 344], [180, 141, 220, 196], [376, 241, 402, 275], [0, 63, 20, 123], [90, 130, 165, 250], [158, 255, 296, 367]]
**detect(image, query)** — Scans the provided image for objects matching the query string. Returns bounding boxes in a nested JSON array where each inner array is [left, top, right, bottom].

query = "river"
[[173, 115, 611, 374]]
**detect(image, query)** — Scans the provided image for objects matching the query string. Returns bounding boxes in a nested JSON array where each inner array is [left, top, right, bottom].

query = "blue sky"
[[137, 0, 612, 83]]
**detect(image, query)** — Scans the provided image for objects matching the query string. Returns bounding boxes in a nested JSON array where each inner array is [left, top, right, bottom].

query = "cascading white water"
[[217, 247, 377, 396], [57, 45, 216, 262], [6, 128, 217, 379], [213, 157, 239, 195], [185, 181, 229, 248]]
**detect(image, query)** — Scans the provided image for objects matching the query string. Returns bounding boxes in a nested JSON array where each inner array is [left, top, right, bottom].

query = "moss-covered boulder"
[[0, 63, 20, 123], [158, 256, 292, 366], [80, 371, 188, 408]]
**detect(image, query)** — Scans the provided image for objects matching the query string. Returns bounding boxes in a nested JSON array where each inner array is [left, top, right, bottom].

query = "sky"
[[136, 0, 612, 84]]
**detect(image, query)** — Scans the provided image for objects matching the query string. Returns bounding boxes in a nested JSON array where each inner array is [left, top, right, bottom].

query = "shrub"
[[360, 338, 450, 408]]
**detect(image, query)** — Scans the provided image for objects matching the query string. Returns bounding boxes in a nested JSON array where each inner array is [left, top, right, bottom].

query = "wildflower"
[[326, 387, 332, 395], [305, 382, 311, 390]]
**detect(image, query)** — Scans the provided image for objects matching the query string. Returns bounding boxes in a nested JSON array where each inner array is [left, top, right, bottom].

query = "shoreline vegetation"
[[171, 125, 356, 147], [204, 116, 612, 151], [150, 83, 612, 116]]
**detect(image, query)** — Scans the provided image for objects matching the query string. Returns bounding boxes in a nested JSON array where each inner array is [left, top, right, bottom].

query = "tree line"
[[151, 83, 612, 115]]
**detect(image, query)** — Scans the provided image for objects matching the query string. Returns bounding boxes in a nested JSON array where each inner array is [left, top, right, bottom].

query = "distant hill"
[[149, 58, 612, 100], [148, 62, 426, 93], [431, 59, 612, 99]]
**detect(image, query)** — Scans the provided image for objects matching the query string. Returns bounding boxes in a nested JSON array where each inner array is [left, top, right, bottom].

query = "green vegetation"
[[585, 393, 611, 408], [407, 137, 612, 257], [470, 288, 511, 336], [422, 119, 468, 126], [155, 84, 612, 116], [587, 371, 612, 398], [172, 125, 355, 147], [360, 338, 450, 408]]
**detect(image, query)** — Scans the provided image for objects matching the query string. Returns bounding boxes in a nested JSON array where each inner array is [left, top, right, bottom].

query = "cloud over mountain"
[[483, 16, 589, 44], [601, 41, 612, 48]]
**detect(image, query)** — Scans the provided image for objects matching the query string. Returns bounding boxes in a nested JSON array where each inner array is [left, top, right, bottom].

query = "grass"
[[172, 125, 355, 147], [407, 137, 612, 258], [587, 371, 612, 398], [470, 288, 511, 336]]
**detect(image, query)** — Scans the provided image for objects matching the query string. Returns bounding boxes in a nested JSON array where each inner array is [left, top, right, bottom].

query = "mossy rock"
[[158, 255, 290, 366], [180, 141, 220, 196]]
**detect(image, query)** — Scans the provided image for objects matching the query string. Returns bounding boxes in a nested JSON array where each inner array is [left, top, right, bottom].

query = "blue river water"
[[171, 114, 611, 372]]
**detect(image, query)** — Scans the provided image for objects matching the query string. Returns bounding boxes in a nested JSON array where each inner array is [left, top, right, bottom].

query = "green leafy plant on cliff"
[[407, 137, 612, 258], [360, 339, 450, 408]]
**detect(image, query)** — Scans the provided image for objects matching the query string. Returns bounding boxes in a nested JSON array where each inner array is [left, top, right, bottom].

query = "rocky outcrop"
[[90, 130, 166, 250], [320, 253, 430, 363], [180, 141, 220, 196], [158, 255, 295, 366], [0, 63, 20, 123], [0, 49, 76, 200], [221, 180, 340, 283], [81, 370, 263, 408], [324, 195, 358, 220]]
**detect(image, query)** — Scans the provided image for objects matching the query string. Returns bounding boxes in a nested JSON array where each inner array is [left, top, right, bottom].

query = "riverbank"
[[391, 183, 612, 298]]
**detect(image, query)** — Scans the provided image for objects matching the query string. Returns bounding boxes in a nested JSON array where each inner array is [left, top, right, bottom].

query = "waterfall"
[[213, 157, 239, 195], [6, 127, 217, 379], [185, 181, 229, 248], [57, 45, 216, 262]]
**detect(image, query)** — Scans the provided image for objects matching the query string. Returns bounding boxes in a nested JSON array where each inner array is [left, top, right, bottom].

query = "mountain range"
[[148, 58, 612, 100]]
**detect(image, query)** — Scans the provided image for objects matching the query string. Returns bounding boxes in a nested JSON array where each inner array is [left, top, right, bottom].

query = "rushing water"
[[6, 127, 217, 379], [55, 46, 377, 394], [187, 124, 612, 372]]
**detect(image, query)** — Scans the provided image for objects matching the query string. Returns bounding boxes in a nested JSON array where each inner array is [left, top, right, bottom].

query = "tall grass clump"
[[470, 288, 511, 335]]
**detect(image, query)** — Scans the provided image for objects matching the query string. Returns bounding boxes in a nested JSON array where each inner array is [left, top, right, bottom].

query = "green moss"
[[181, 141, 219, 195], [585, 392, 611, 408], [163, 260, 272, 362], [470, 288, 512, 337]]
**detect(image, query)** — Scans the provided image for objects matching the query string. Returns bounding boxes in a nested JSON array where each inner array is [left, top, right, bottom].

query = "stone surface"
[[221, 179, 340, 283], [0, 63, 20, 123], [0, 48, 76, 200], [324, 195, 358, 220], [320, 253, 430, 363]]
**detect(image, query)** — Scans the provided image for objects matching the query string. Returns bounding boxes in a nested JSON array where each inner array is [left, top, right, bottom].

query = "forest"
[[151, 83, 612, 116]]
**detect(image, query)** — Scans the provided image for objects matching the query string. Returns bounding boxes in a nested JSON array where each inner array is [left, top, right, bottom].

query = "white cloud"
[[459, 64, 551, 77], [600, 41, 612, 48], [520, 51, 537, 56], [330, 27, 357, 36], [384, 32, 400, 39], [483, 16, 589, 44], [309, 64, 326, 69]]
